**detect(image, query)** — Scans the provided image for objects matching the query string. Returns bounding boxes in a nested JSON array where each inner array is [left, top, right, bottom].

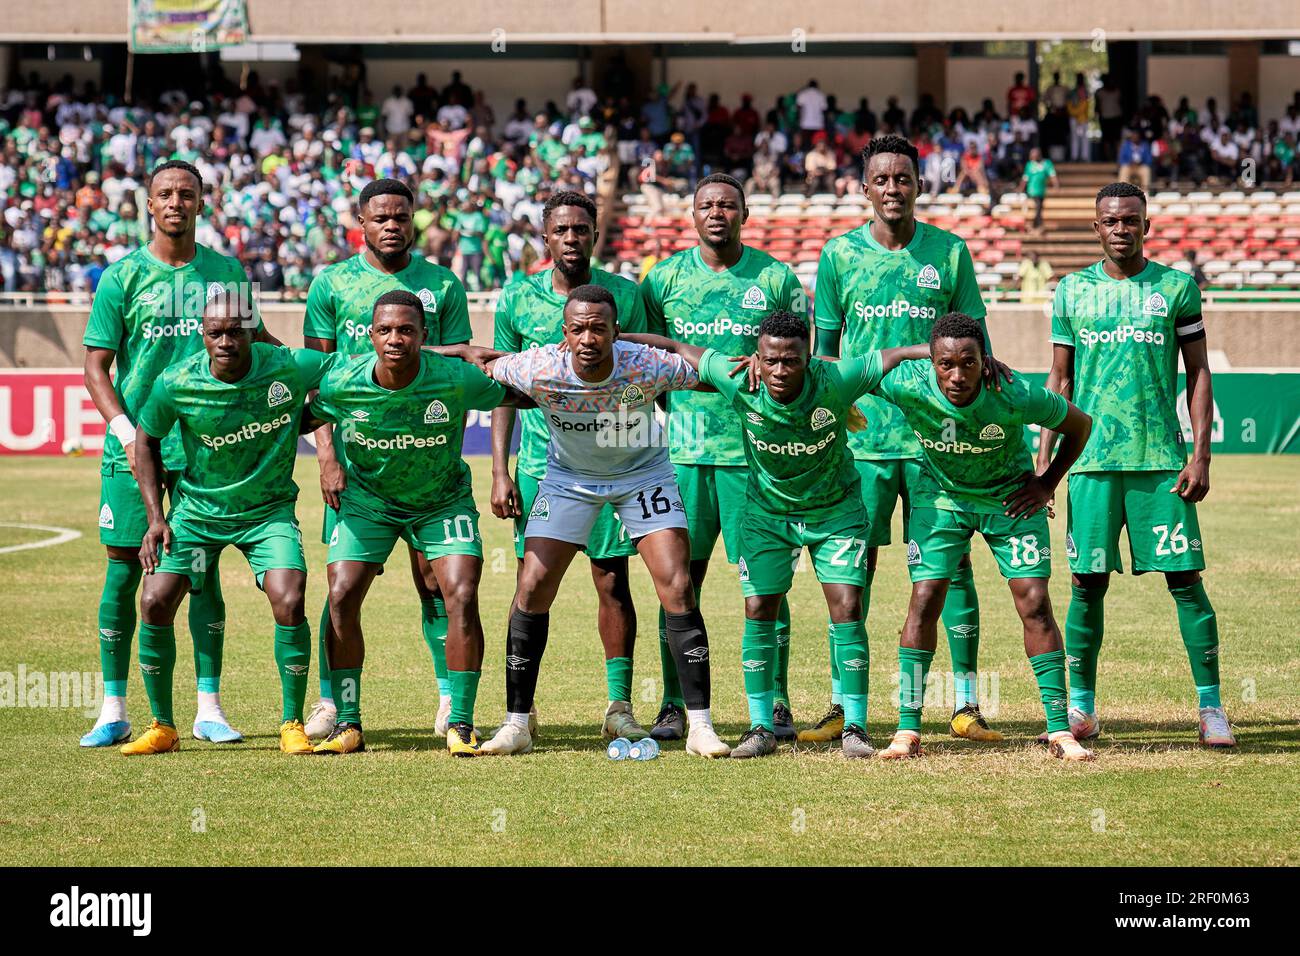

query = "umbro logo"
[[284, 664, 308, 675], [949, 624, 977, 639], [1066, 655, 1081, 666], [351, 410, 370, 421], [979, 424, 1005, 441], [139, 663, 160, 675], [98, 504, 114, 530], [810, 407, 836, 430], [506, 655, 530, 669], [746, 412, 763, 425], [424, 400, 449, 424], [417, 288, 436, 312], [741, 659, 765, 672], [916, 264, 941, 290], [1190, 538, 1202, 551], [1144, 292, 1168, 317], [741, 285, 767, 310], [682, 646, 709, 662], [98, 628, 121, 642], [841, 658, 868, 670], [208, 622, 224, 632], [268, 381, 292, 407]]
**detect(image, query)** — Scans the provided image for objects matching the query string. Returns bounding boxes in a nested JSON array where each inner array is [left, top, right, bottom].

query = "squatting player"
[[307, 291, 532, 756], [1037, 182, 1235, 748], [491, 191, 648, 742], [867, 314, 1096, 762], [625, 314, 929, 758], [302, 178, 472, 741], [810, 135, 1011, 744], [640, 173, 808, 742], [81, 159, 269, 748], [479, 284, 731, 758], [127, 291, 330, 755]]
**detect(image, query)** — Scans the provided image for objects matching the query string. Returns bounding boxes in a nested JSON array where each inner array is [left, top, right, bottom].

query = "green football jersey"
[[697, 348, 884, 521], [303, 253, 471, 357], [311, 351, 505, 518], [1051, 259, 1204, 473], [642, 244, 807, 466], [82, 243, 259, 470], [493, 267, 646, 477], [137, 344, 332, 524], [874, 359, 1067, 514], [814, 221, 987, 461]]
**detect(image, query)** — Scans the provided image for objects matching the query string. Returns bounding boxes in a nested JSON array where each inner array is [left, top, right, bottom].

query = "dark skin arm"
[[84, 347, 134, 474], [490, 404, 520, 519], [255, 326, 283, 347], [1174, 335, 1213, 502], [816, 323, 1011, 388], [1035, 344, 1074, 473], [305, 335, 344, 510], [135, 427, 171, 574], [1004, 401, 1092, 518]]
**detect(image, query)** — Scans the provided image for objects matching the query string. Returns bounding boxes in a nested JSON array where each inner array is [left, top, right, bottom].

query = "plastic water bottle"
[[606, 737, 632, 760], [629, 737, 660, 761]]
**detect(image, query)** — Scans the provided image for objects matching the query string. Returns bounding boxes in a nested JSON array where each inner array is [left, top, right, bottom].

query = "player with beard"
[[490, 191, 650, 742], [301, 179, 472, 742], [640, 173, 808, 742]]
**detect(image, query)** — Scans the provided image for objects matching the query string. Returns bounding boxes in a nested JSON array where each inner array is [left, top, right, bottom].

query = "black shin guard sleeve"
[[505, 608, 549, 713], [664, 608, 710, 710]]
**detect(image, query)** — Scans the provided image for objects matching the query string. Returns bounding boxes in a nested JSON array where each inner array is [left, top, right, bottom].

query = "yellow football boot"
[[313, 722, 365, 754], [796, 703, 844, 743], [949, 705, 1005, 742], [279, 719, 314, 755], [120, 720, 179, 756], [877, 729, 924, 760], [446, 722, 480, 757]]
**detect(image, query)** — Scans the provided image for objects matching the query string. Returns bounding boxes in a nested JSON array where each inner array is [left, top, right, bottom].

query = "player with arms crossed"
[[491, 191, 648, 742], [626, 313, 927, 758], [640, 173, 809, 742], [80, 159, 269, 748], [480, 284, 730, 758], [307, 291, 532, 756], [810, 135, 1011, 744], [866, 314, 1096, 762], [127, 291, 331, 755], [1037, 182, 1234, 748], [302, 178, 472, 742]]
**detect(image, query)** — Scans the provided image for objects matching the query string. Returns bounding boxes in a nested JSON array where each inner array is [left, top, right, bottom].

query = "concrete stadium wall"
[[5, 303, 1298, 373], [1259, 56, 1300, 124], [1148, 56, 1230, 115], [946, 58, 1025, 114], [664, 56, 916, 116]]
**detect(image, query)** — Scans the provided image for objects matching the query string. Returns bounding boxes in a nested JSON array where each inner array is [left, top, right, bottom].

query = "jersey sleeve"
[[640, 267, 667, 336], [489, 348, 535, 396], [291, 347, 334, 390], [777, 266, 809, 320], [456, 360, 508, 410], [438, 275, 472, 344], [644, 345, 699, 395], [619, 282, 648, 334], [871, 359, 921, 405], [1023, 380, 1069, 430], [951, 240, 987, 321], [82, 266, 125, 349], [1174, 277, 1206, 344], [1050, 279, 1075, 347], [303, 271, 337, 342], [136, 375, 178, 439], [696, 348, 744, 402], [812, 246, 844, 332], [833, 350, 886, 402], [492, 285, 521, 351]]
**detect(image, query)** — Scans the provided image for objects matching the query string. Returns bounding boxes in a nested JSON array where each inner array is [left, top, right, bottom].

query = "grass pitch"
[[0, 456, 1296, 866]]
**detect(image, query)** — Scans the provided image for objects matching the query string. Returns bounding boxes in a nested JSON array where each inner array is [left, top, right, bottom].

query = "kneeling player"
[[129, 291, 332, 755], [870, 313, 1096, 761], [308, 290, 531, 756], [478, 284, 730, 757], [627, 314, 928, 757]]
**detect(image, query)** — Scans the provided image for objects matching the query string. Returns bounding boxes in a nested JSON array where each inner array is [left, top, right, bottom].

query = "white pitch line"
[[0, 522, 83, 555]]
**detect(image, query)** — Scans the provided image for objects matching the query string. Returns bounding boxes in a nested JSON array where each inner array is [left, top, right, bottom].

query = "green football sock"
[[897, 646, 934, 732], [942, 563, 981, 709], [448, 669, 481, 726], [274, 622, 311, 723], [188, 565, 225, 694], [98, 558, 142, 692], [1030, 649, 1070, 733], [827, 617, 842, 704], [774, 596, 792, 706], [137, 622, 176, 727], [742, 618, 778, 730], [1169, 582, 1222, 708], [317, 597, 333, 700], [1065, 583, 1107, 712], [333, 667, 362, 725], [421, 595, 451, 696], [830, 620, 869, 729], [657, 584, 699, 709], [605, 656, 632, 704]]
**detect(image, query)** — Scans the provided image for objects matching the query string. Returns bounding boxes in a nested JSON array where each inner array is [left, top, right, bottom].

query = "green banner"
[[130, 0, 249, 54], [1022, 372, 1300, 454]]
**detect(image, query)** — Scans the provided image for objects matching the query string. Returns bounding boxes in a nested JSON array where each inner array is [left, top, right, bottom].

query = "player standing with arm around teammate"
[[865, 314, 1096, 762], [807, 135, 1013, 744], [301, 178, 473, 742], [80, 160, 267, 748], [640, 173, 809, 742], [479, 284, 732, 758], [1036, 182, 1234, 748], [627, 315, 928, 758], [126, 291, 332, 756], [307, 291, 532, 756]]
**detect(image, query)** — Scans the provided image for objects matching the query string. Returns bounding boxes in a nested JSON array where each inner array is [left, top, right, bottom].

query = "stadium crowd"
[[2, 66, 1299, 295]]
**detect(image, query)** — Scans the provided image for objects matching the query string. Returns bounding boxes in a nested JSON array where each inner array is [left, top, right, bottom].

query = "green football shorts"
[[514, 468, 634, 562], [153, 505, 306, 590], [1065, 470, 1206, 575], [675, 462, 747, 563], [327, 494, 483, 565], [907, 506, 1052, 582], [98, 462, 180, 547], [855, 458, 969, 561], [738, 505, 872, 597]]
